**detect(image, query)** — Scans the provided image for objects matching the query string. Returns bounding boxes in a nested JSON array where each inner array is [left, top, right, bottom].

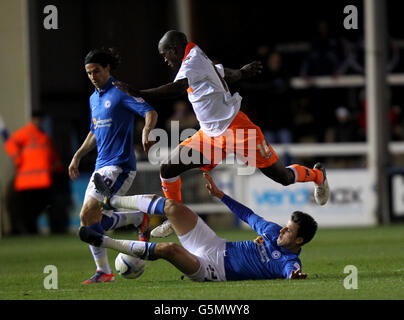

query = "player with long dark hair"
[[69, 48, 158, 283]]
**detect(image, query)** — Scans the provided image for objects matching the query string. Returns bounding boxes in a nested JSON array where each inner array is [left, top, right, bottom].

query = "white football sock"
[[110, 210, 144, 229], [101, 236, 146, 258], [110, 194, 165, 215], [89, 245, 112, 274]]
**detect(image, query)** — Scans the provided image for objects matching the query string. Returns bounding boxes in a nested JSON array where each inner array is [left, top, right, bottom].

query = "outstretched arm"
[[203, 173, 259, 224], [223, 61, 263, 84], [113, 79, 188, 100]]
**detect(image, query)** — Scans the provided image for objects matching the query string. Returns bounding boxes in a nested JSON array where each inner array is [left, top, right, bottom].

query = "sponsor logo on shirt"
[[93, 117, 113, 130], [254, 236, 270, 263], [104, 100, 111, 108]]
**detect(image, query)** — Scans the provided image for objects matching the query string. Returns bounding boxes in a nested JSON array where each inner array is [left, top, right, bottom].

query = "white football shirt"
[[174, 44, 241, 137]]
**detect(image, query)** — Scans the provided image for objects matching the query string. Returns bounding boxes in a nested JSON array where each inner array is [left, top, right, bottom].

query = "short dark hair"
[[291, 211, 318, 246], [84, 47, 121, 70], [160, 30, 188, 50]]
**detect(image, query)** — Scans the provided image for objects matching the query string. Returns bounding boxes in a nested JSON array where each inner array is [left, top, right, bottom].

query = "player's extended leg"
[[259, 160, 329, 205], [91, 173, 199, 234], [79, 197, 202, 276], [228, 110, 330, 205], [80, 169, 149, 284], [80, 198, 150, 284], [79, 198, 115, 284]]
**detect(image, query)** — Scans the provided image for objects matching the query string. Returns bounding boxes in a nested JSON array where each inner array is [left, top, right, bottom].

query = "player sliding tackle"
[[79, 172, 317, 281]]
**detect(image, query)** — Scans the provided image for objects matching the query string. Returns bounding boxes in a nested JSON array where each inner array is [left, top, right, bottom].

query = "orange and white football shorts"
[[179, 111, 278, 171]]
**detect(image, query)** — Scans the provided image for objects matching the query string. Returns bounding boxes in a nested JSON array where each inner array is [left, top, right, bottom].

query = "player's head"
[[158, 30, 188, 69], [277, 211, 318, 250], [84, 48, 121, 90], [31, 109, 45, 128]]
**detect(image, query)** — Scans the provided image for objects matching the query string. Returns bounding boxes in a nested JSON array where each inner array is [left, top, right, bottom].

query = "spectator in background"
[[241, 52, 292, 144], [325, 106, 360, 142], [166, 100, 199, 132], [356, 88, 401, 142], [300, 20, 344, 77], [1, 110, 70, 234], [299, 20, 346, 142], [291, 97, 317, 143]]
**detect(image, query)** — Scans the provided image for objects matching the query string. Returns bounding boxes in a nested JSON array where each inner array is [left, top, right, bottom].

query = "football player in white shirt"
[[115, 30, 329, 237]]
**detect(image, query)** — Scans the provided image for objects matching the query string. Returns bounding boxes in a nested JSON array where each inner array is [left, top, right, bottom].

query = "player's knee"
[[160, 163, 173, 179], [262, 167, 294, 186], [164, 199, 181, 218], [157, 242, 181, 259], [79, 200, 101, 226], [279, 175, 293, 186]]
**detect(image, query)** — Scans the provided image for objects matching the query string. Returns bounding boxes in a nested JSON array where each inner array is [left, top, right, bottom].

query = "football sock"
[[88, 222, 112, 274], [110, 195, 166, 215], [287, 164, 324, 185], [101, 236, 158, 261], [89, 245, 112, 274], [160, 175, 182, 203], [101, 211, 144, 231]]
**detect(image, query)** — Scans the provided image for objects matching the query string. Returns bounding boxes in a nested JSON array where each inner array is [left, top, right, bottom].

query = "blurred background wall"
[[0, 0, 31, 233]]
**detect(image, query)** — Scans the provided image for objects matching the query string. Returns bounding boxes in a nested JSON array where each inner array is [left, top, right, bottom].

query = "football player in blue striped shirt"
[[68, 48, 158, 283], [80, 173, 317, 281]]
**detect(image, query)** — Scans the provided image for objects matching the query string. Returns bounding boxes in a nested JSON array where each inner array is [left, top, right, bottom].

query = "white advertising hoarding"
[[391, 174, 404, 217], [217, 168, 377, 228]]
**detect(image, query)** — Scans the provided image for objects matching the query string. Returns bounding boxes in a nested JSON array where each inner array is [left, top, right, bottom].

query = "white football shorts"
[[178, 216, 227, 282], [84, 165, 136, 217]]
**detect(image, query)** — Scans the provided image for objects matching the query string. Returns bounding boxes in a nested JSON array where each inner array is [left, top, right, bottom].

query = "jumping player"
[[68, 48, 158, 283], [115, 30, 329, 237], [79, 172, 317, 281]]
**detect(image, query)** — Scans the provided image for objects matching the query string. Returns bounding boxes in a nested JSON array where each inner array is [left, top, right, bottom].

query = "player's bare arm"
[[114, 79, 188, 100], [142, 110, 158, 153], [68, 131, 96, 180], [203, 173, 224, 200], [224, 61, 263, 83]]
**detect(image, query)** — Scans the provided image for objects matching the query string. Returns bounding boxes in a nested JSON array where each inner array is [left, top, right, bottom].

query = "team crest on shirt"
[[271, 250, 281, 259], [104, 100, 111, 108]]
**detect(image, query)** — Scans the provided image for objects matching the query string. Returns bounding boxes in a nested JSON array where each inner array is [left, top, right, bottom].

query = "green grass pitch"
[[0, 224, 403, 300]]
